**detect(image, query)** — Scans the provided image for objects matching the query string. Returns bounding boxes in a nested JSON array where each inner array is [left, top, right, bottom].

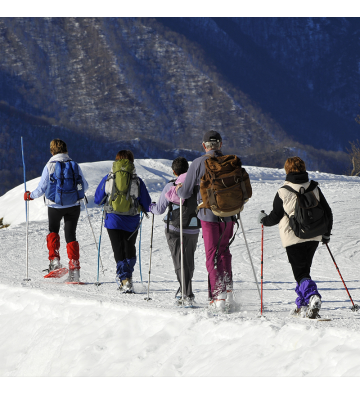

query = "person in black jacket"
[[258, 157, 333, 319]]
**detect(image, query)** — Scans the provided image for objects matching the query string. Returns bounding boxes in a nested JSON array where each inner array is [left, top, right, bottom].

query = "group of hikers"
[[24, 131, 333, 318]]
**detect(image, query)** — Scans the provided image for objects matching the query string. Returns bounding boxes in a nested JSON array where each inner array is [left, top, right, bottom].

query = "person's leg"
[[201, 220, 226, 299], [286, 241, 321, 308], [217, 221, 234, 291], [107, 228, 126, 278], [166, 230, 198, 298], [165, 229, 182, 292], [299, 241, 321, 305], [182, 232, 199, 298], [123, 229, 138, 281], [63, 206, 81, 244], [63, 206, 81, 276], [47, 207, 62, 264]]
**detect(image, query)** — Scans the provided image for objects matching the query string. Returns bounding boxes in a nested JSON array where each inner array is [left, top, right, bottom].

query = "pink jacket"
[[165, 173, 187, 205]]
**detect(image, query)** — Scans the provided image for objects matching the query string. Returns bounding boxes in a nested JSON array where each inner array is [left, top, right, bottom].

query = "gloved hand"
[[24, 191, 33, 201], [258, 211, 267, 224], [322, 235, 330, 244], [148, 202, 156, 213]]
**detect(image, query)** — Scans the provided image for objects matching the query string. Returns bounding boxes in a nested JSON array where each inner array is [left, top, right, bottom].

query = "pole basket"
[[144, 297, 152, 301], [351, 304, 359, 312]]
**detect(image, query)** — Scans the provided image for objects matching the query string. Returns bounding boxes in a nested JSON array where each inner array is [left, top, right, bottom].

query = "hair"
[[115, 150, 134, 162], [284, 157, 306, 174], [204, 141, 222, 150], [172, 157, 189, 176], [50, 139, 68, 155]]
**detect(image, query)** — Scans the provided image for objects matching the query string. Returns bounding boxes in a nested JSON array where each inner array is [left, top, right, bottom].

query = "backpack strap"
[[280, 181, 319, 218], [166, 179, 176, 234], [167, 202, 173, 233], [281, 180, 318, 195]]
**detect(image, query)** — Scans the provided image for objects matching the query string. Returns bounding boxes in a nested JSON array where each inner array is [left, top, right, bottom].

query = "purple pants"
[[201, 220, 234, 298], [295, 278, 321, 308]]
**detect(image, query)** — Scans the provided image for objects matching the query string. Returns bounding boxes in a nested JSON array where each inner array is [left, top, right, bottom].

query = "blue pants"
[[107, 228, 138, 280]]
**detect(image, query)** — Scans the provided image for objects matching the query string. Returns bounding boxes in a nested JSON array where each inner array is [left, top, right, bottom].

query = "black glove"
[[322, 235, 330, 244]]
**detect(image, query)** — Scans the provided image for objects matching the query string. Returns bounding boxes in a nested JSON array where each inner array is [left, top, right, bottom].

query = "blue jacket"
[[94, 174, 151, 232]]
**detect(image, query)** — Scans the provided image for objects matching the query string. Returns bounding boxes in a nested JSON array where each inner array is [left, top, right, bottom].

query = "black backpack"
[[163, 181, 201, 232], [281, 181, 329, 239]]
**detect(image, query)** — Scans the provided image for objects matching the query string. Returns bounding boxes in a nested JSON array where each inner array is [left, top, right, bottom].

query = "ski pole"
[[95, 206, 105, 287], [145, 213, 155, 301], [239, 213, 261, 301], [326, 244, 359, 311], [180, 198, 185, 306], [21, 137, 31, 282], [261, 210, 264, 315], [139, 211, 143, 283], [83, 196, 105, 275]]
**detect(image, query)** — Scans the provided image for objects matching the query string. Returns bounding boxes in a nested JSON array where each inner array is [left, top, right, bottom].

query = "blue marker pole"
[[21, 137, 30, 282], [139, 211, 143, 283], [95, 206, 105, 287], [21, 137, 27, 220]]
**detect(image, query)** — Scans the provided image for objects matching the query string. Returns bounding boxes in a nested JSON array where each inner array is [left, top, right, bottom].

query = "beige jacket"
[[278, 180, 322, 248]]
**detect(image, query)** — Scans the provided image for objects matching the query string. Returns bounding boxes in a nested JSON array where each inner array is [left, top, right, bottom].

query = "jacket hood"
[[285, 171, 309, 184], [48, 153, 72, 164]]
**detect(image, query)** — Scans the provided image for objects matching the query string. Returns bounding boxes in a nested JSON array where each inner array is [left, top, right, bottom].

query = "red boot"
[[67, 241, 81, 282], [46, 232, 60, 270]]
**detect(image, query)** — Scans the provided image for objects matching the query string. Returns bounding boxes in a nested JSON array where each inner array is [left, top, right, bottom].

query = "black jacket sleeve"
[[262, 192, 284, 227], [318, 187, 333, 236]]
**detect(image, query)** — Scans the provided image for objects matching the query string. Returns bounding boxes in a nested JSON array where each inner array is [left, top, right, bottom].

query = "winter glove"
[[148, 202, 156, 213], [322, 235, 330, 244], [258, 211, 267, 224], [24, 191, 33, 201]]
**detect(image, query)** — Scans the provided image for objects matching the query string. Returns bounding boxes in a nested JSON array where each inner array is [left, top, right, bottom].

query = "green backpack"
[[104, 159, 141, 216]]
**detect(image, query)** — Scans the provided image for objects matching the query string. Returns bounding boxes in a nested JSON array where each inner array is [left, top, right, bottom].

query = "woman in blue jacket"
[[94, 150, 151, 293]]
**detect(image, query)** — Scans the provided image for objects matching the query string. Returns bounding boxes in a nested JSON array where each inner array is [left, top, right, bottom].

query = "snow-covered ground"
[[1, 159, 360, 380]]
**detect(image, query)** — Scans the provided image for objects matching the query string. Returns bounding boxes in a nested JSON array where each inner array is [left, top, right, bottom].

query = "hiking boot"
[[176, 295, 195, 307], [226, 290, 234, 307], [66, 269, 80, 283], [290, 305, 308, 317], [72, 269, 80, 282], [121, 278, 134, 293], [49, 258, 61, 272], [209, 292, 226, 312], [67, 270, 75, 282], [306, 295, 321, 319]]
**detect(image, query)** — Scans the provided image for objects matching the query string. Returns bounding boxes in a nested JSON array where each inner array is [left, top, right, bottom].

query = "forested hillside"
[[0, 17, 355, 196]]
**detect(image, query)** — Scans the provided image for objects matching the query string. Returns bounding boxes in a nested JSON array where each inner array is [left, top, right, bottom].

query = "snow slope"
[[1, 159, 360, 378]]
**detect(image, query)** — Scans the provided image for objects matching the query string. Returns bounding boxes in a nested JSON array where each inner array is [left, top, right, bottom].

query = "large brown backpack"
[[198, 154, 252, 217]]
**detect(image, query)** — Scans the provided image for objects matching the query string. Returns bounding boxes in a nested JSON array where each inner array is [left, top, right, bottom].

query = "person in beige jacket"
[[258, 157, 333, 319]]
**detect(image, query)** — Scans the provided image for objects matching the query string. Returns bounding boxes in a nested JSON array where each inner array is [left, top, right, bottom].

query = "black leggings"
[[48, 205, 81, 244], [107, 228, 138, 263], [286, 241, 319, 284]]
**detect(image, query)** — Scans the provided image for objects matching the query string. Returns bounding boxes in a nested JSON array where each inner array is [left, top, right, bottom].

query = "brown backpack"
[[198, 154, 252, 217]]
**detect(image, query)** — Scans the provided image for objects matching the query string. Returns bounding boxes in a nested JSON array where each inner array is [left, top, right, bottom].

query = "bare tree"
[[348, 140, 360, 176]]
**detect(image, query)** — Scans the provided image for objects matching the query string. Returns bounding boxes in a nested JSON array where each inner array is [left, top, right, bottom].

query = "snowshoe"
[[209, 293, 227, 312], [176, 295, 195, 307], [290, 305, 308, 317], [119, 278, 135, 294], [306, 295, 322, 319], [44, 267, 68, 279], [64, 269, 84, 284]]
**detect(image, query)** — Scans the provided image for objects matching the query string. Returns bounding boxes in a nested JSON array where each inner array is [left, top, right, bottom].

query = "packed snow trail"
[[1, 160, 360, 376]]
